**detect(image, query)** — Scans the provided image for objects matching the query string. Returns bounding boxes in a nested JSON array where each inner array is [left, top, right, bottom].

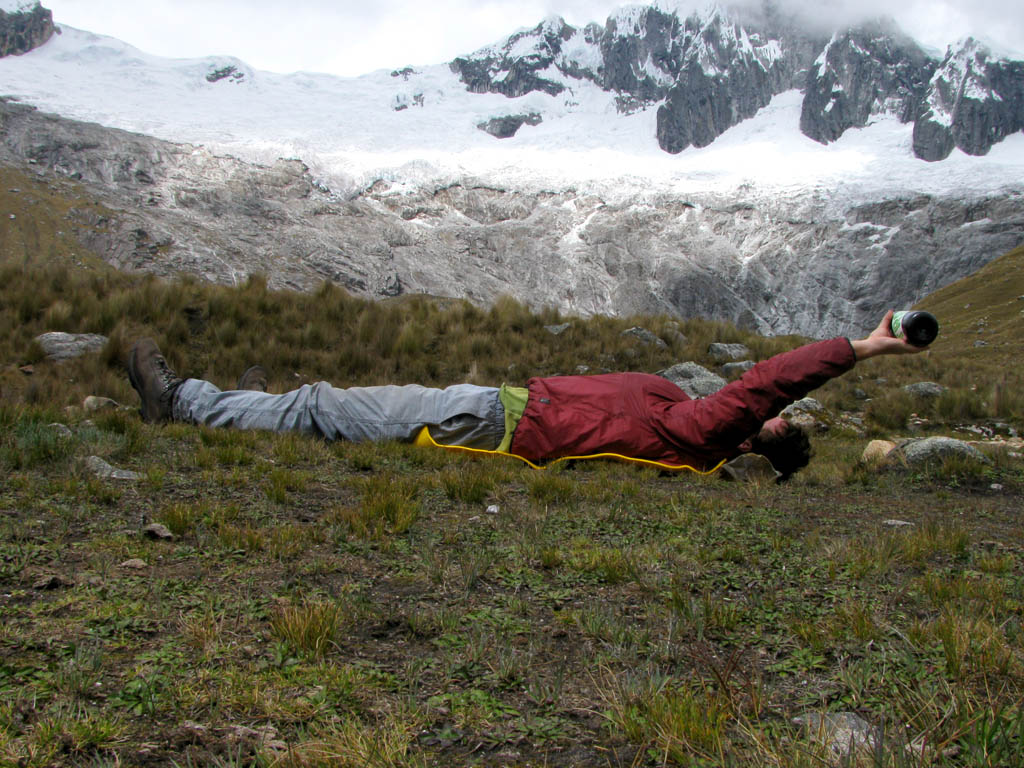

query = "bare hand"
[[851, 310, 930, 360]]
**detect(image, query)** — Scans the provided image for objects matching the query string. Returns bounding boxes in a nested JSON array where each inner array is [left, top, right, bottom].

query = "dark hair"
[[749, 424, 813, 482]]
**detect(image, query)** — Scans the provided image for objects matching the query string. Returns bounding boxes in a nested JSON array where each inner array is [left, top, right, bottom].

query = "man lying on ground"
[[127, 311, 926, 480]]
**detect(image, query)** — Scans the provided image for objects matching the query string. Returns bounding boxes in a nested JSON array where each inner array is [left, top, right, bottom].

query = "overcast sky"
[[42, 0, 1024, 77]]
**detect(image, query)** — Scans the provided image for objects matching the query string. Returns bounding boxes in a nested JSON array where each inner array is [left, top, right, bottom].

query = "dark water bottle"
[[891, 310, 939, 347]]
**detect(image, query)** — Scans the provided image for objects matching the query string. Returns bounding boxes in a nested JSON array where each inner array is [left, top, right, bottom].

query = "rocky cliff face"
[[913, 39, 1024, 161], [449, 3, 1024, 161], [0, 1, 54, 57], [449, 17, 585, 99], [800, 20, 932, 143], [4, 98, 1022, 338], [657, 6, 808, 152]]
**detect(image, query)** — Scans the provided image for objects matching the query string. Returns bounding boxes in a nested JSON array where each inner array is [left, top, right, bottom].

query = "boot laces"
[[154, 356, 180, 399]]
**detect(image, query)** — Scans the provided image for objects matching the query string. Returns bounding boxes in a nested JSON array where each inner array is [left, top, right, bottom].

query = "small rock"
[[907, 415, 930, 432], [143, 523, 174, 541], [862, 440, 896, 464], [486, 505, 500, 515], [544, 323, 570, 336], [34, 332, 108, 361], [990, 483, 1003, 491], [83, 395, 120, 412], [718, 453, 781, 482], [707, 342, 750, 361], [48, 422, 73, 438], [793, 711, 880, 761], [621, 326, 667, 347], [574, 365, 590, 375], [903, 382, 946, 398], [224, 724, 279, 744], [659, 362, 726, 399], [119, 559, 148, 570], [33, 574, 75, 590], [974, 340, 988, 347], [853, 387, 869, 400], [992, 422, 1018, 438], [883, 519, 914, 527], [84, 455, 141, 481], [663, 329, 688, 347]]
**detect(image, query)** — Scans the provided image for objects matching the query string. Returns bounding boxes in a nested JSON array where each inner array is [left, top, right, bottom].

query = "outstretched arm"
[[850, 310, 931, 361]]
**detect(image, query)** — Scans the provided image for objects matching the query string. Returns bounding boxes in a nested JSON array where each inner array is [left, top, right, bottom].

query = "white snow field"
[[1, 23, 1023, 205]]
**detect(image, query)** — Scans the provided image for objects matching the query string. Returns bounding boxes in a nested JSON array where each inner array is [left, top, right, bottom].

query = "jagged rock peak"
[[449, 15, 584, 98], [656, 5, 806, 152], [445, 2, 1023, 162], [0, 1, 54, 57], [913, 37, 1024, 161], [801, 17, 933, 144]]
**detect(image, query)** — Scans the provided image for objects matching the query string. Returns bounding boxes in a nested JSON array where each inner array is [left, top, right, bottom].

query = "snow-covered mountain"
[[2, 1, 1023, 201], [1, 1, 1023, 337]]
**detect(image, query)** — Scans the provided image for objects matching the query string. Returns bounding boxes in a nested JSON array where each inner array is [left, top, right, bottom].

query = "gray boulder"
[[659, 362, 726, 399], [621, 326, 667, 348], [83, 395, 121, 412], [903, 381, 947, 398], [35, 332, 108, 361], [48, 422, 73, 438], [783, 397, 824, 415], [707, 342, 750, 361], [895, 436, 991, 466], [143, 523, 174, 541], [783, 397, 829, 432], [83, 455, 141, 481]]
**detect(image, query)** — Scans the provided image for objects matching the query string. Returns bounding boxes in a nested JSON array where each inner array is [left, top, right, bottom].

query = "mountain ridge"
[[447, 3, 1024, 161], [0, 2, 1022, 338]]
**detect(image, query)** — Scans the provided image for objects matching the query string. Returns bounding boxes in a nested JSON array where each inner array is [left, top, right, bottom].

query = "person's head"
[[740, 417, 813, 482]]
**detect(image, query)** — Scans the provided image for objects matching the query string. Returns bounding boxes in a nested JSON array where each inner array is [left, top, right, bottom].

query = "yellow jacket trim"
[[414, 427, 727, 475]]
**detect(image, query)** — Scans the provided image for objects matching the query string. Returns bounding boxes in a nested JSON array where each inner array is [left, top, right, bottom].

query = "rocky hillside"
[[451, 4, 1024, 160], [3, 97, 1022, 338]]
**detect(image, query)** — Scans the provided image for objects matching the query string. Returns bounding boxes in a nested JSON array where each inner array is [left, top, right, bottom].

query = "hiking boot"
[[236, 365, 268, 392], [127, 339, 183, 423]]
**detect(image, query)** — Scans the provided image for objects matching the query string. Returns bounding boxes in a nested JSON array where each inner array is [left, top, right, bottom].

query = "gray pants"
[[172, 379, 505, 449]]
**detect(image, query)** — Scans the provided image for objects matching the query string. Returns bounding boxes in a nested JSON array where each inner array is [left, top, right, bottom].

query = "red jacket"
[[509, 337, 856, 469]]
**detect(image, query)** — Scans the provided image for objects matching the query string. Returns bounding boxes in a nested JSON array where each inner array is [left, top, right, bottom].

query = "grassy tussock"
[[4, 229, 1024, 435]]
